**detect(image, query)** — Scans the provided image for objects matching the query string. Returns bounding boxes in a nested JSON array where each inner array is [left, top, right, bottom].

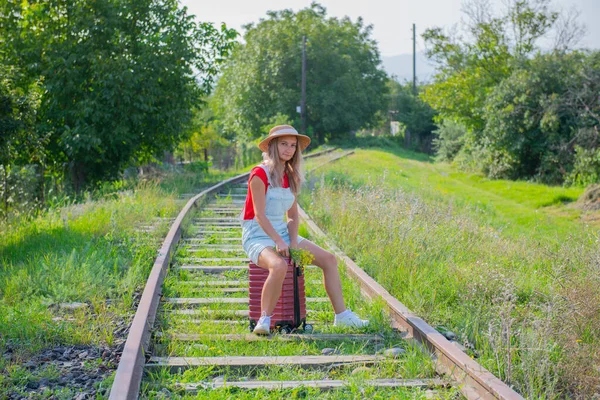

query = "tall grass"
[[0, 182, 177, 353], [300, 173, 600, 398], [0, 165, 243, 396], [140, 205, 460, 399], [0, 162, 240, 354]]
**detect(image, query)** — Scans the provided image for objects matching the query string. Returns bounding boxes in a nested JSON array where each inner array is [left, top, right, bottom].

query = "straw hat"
[[258, 125, 311, 153]]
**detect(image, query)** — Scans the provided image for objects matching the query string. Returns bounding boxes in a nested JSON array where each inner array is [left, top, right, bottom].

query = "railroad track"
[[109, 149, 523, 399]]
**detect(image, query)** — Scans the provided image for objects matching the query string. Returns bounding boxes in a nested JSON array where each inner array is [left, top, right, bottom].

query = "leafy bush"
[[422, 0, 600, 185], [0, 165, 43, 219], [328, 134, 405, 150], [480, 53, 581, 183], [183, 161, 212, 174], [566, 145, 600, 187], [432, 120, 467, 161]]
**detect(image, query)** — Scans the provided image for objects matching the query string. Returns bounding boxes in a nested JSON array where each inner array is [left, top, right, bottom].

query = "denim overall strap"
[[241, 163, 303, 265], [258, 163, 271, 186]]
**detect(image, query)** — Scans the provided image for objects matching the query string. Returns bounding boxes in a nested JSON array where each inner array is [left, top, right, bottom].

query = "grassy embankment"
[[300, 147, 599, 399], [0, 165, 238, 398]]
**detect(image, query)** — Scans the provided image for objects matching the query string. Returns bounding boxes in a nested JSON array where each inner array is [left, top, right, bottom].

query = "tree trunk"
[[2, 165, 8, 220], [204, 148, 208, 162], [163, 151, 174, 165], [38, 163, 46, 207], [70, 162, 85, 193]]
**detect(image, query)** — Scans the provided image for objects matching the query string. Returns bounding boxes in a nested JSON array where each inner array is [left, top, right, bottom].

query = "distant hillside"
[[381, 53, 437, 83]]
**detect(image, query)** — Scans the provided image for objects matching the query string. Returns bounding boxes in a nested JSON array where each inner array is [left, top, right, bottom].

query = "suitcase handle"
[[292, 259, 301, 330], [288, 256, 303, 277]]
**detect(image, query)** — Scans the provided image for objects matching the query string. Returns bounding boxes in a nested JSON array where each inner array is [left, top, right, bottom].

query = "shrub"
[[328, 134, 405, 150], [183, 161, 212, 174], [0, 164, 43, 219], [432, 119, 467, 162], [566, 143, 600, 187]]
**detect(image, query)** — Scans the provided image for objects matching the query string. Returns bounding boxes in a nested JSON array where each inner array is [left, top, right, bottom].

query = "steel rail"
[[110, 146, 522, 399], [298, 213, 523, 399], [108, 148, 336, 399], [297, 149, 522, 400]]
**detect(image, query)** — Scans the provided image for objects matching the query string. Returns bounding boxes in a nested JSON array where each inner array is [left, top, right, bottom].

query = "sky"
[[180, 0, 599, 56]]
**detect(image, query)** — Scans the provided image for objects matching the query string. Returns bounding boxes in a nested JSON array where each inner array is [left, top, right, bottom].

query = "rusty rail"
[[109, 147, 522, 399], [298, 208, 522, 398], [108, 148, 336, 399]]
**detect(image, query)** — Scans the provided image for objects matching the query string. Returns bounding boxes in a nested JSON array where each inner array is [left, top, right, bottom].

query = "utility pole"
[[412, 23, 417, 95], [301, 35, 307, 135]]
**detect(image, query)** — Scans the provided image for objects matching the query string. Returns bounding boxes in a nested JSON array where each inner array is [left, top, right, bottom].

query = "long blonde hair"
[[263, 137, 305, 195]]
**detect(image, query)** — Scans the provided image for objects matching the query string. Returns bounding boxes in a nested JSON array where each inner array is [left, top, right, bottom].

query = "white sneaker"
[[253, 314, 271, 335], [333, 309, 369, 328]]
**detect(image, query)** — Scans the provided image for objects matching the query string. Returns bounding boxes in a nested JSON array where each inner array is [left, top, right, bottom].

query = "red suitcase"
[[248, 258, 313, 333]]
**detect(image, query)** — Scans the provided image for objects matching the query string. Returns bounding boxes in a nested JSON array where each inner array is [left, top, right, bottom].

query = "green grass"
[[311, 148, 587, 243], [0, 184, 177, 346], [141, 369, 458, 400], [300, 148, 599, 399], [0, 149, 462, 398], [140, 193, 459, 399], [0, 168, 241, 398]]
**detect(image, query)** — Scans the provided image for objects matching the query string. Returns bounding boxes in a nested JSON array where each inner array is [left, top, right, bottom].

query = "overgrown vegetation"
[[0, 166, 237, 398], [384, 80, 437, 154], [301, 149, 599, 398], [422, 0, 600, 185], [140, 201, 460, 399], [173, 99, 265, 172], [0, 0, 236, 219]]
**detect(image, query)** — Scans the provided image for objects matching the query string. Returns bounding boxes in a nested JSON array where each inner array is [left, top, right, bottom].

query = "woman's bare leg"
[[297, 240, 346, 314], [256, 247, 289, 315]]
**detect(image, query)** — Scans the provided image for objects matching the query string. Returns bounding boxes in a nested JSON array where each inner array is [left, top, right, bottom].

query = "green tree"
[[213, 3, 387, 144], [421, 0, 598, 184], [0, 64, 44, 216], [482, 52, 583, 182], [176, 112, 230, 163], [422, 0, 559, 133], [1, 0, 236, 190], [387, 79, 437, 153], [564, 51, 600, 185]]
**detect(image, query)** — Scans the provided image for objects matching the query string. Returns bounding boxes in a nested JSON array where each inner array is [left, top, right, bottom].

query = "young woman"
[[241, 124, 368, 335]]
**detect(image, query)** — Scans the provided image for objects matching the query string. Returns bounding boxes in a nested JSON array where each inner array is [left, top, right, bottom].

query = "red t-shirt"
[[243, 166, 289, 220]]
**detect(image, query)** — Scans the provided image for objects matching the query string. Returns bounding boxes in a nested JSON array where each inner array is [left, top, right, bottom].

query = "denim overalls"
[[242, 164, 305, 264]]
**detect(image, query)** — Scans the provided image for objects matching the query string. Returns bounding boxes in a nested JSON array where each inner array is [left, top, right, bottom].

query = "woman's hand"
[[275, 239, 290, 258]]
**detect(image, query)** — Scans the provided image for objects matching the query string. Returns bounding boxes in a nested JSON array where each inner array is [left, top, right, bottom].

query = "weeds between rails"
[[139, 187, 460, 399]]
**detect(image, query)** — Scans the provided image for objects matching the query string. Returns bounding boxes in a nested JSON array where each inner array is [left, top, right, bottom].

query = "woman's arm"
[[250, 176, 290, 257], [287, 198, 299, 248]]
